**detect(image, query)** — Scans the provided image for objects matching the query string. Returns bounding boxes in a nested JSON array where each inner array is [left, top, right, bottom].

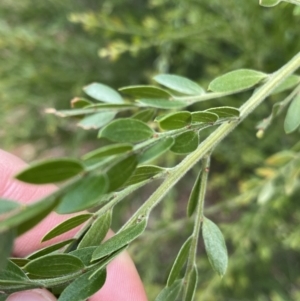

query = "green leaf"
[[259, 0, 281, 7], [47, 104, 134, 118], [125, 165, 165, 186], [24, 254, 85, 278], [82, 143, 133, 161], [27, 239, 76, 260], [70, 247, 97, 266], [202, 217, 228, 277], [184, 265, 198, 301], [206, 106, 240, 118], [0, 230, 15, 271], [171, 131, 199, 154], [257, 181, 275, 204], [132, 109, 156, 122], [157, 111, 191, 130], [0, 294, 8, 301], [92, 218, 147, 261], [42, 214, 93, 242], [191, 111, 218, 123], [78, 211, 112, 249], [187, 170, 202, 217], [70, 98, 93, 108], [106, 155, 138, 191], [0, 260, 28, 281], [0, 198, 60, 236], [138, 137, 174, 163], [167, 236, 192, 286], [100, 118, 153, 143], [265, 150, 295, 166], [153, 74, 204, 95], [15, 159, 84, 184], [57, 268, 106, 301], [0, 200, 20, 215], [119, 85, 172, 98], [138, 99, 186, 109], [271, 75, 300, 94], [284, 94, 300, 134], [208, 69, 267, 93], [155, 280, 182, 301], [83, 83, 124, 103], [77, 111, 116, 130], [56, 175, 108, 214], [10, 258, 30, 268]]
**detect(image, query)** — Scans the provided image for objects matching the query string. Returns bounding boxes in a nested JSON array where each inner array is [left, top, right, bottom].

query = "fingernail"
[[7, 289, 56, 301]]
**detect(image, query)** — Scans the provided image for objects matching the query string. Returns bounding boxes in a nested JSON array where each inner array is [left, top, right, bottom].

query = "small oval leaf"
[[202, 217, 228, 277], [28, 239, 76, 260], [184, 265, 198, 301], [187, 170, 202, 217], [57, 268, 106, 301], [24, 254, 85, 278], [206, 107, 240, 118], [154, 74, 204, 95], [83, 83, 124, 103], [0, 260, 29, 281], [70, 246, 97, 266], [106, 155, 138, 191], [257, 181, 275, 204], [125, 165, 165, 186], [191, 111, 218, 123], [0, 199, 20, 215], [208, 69, 267, 93], [259, 0, 281, 7], [138, 137, 174, 163], [0, 230, 15, 271], [167, 236, 192, 286], [138, 99, 186, 109], [56, 175, 108, 214], [92, 218, 147, 261], [71, 98, 93, 109], [119, 85, 172, 98], [42, 214, 93, 242], [272, 75, 300, 95], [265, 150, 295, 166], [77, 111, 116, 130], [171, 131, 199, 154], [158, 111, 191, 130], [100, 118, 154, 143], [0, 198, 60, 236], [155, 279, 182, 301], [78, 211, 112, 249], [132, 109, 156, 122], [82, 143, 133, 161], [15, 159, 84, 184], [284, 94, 300, 134]]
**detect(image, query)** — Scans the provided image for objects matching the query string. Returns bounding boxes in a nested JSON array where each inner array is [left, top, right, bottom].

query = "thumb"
[[6, 289, 57, 301]]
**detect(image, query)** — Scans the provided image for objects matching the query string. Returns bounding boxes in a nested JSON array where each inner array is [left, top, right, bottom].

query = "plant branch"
[[183, 155, 210, 298], [123, 51, 300, 228]]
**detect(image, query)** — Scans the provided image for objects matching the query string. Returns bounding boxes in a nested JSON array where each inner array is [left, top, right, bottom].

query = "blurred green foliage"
[[1, 0, 300, 300]]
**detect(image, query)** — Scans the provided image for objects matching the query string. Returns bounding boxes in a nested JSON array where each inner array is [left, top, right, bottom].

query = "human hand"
[[0, 149, 148, 301]]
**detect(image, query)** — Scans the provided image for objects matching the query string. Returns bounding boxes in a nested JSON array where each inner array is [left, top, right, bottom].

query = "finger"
[[6, 288, 57, 301], [89, 244, 148, 301], [0, 149, 81, 257], [0, 149, 148, 300]]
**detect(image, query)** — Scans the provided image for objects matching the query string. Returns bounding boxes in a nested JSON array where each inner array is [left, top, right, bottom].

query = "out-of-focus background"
[[1, 1, 300, 300]]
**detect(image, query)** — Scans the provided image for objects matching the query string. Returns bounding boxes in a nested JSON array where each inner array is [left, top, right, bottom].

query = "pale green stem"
[[123, 51, 300, 229], [172, 90, 245, 104], [66, 169, 169, 248], [183, 155, 210, 298]]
